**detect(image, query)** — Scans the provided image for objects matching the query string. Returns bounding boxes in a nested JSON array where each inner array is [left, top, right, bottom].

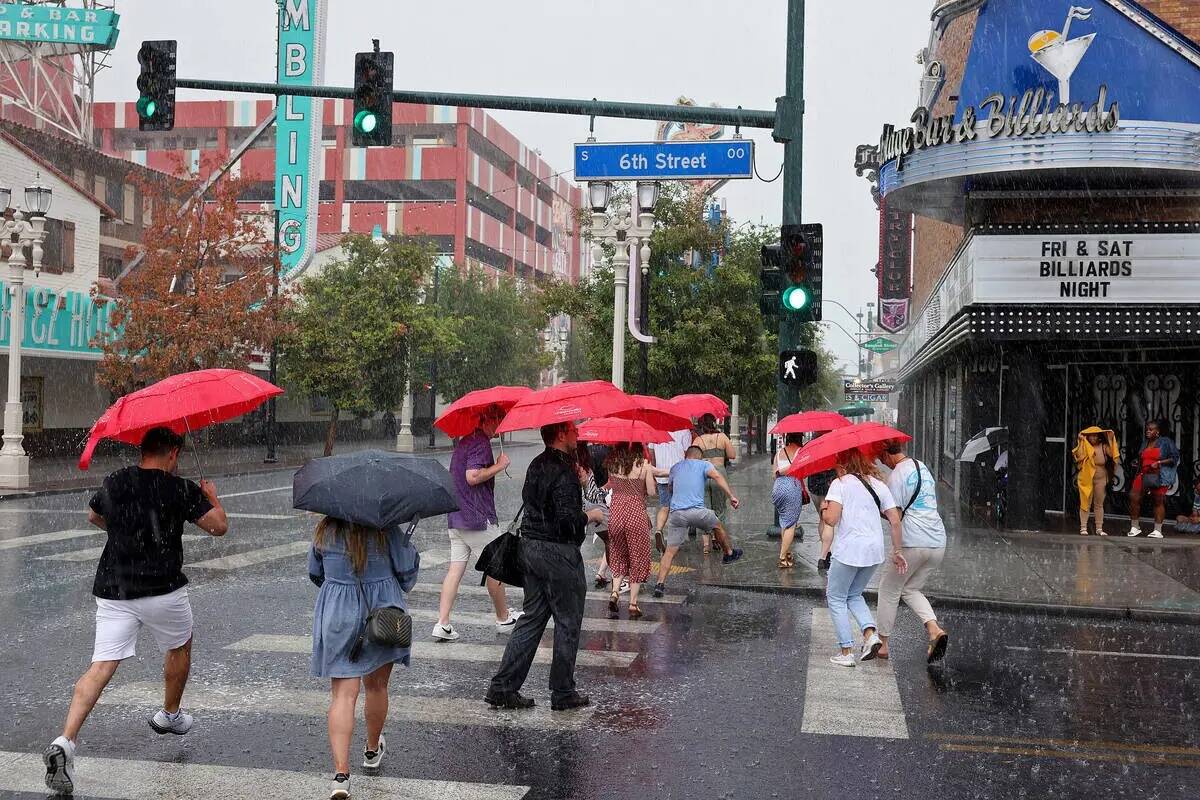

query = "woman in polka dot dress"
[[603, 443, 663, 619]]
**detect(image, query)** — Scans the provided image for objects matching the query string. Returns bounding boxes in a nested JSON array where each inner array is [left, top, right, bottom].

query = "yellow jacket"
[[1073, 426, 1119, 509]]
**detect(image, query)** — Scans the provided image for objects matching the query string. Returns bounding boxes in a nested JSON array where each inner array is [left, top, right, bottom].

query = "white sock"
[[1154, 525, 1163, 533]]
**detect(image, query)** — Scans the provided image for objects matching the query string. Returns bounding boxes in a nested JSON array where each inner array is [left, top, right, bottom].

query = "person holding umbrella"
[[772, 432, 808, 569]]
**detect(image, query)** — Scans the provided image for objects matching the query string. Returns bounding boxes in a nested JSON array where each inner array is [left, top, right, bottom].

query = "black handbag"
[[475, 505, 525, 588], [348, 528, 414, 663]]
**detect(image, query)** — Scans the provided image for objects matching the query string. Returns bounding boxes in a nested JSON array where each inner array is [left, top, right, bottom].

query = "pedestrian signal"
[[780, 349, 819, 388]]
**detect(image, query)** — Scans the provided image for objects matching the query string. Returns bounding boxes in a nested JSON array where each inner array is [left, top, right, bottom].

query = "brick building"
[[858, 0, 1200, 530]]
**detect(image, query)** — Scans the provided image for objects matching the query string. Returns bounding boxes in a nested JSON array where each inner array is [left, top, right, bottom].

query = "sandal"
[[702, 540, 712, 555], [594, 574, 610, 589], [778, 555, 795, 569], [628, 603, 643, 620], [927, 632, 949, 664], [608, 591, 619, 617]]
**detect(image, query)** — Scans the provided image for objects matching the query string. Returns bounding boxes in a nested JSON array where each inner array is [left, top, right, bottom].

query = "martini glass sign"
[[1029, 6, 1096, 105]]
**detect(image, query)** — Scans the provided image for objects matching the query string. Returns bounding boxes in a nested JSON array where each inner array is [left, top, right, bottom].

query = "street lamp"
[[0, 177, 52, 489]]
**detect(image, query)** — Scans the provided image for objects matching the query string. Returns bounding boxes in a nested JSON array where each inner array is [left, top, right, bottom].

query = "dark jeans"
[[489, 538, 586, 701]]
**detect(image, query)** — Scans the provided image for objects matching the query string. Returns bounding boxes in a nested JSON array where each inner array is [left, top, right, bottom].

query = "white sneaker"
[[618, 579, 630, 595], [363, 733, 385, 770], [330, 773, 350, 799], [149, 709, 193, 735], [1149, 529, 1164, 539], [431, 623, 460, 641], [830, 652, 857, 667], [1127, 527, 1142, 537], [861, 632, 883, 661], [43, 736, 75, 796], [495, 609, 523, 633]]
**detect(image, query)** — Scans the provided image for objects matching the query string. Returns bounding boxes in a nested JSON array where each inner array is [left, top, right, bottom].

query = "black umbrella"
[[958, 427, 1008, 462], [292, 450, 459, 530]]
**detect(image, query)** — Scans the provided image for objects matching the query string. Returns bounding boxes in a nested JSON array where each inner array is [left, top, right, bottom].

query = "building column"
[[1004, 346, 1047, 531]]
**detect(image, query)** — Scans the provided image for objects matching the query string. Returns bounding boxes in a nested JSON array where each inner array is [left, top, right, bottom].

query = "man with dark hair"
[[44, 427, 229, 796], [486, 421, 604, 711]]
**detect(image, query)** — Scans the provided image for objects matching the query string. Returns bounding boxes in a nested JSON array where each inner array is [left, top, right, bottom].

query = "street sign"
[[862, 336, 898, 354], [780, 349, 819, 387], [845, 393, 890, 403], [843, 379, 896, 394], [574, 140, 755, 181]]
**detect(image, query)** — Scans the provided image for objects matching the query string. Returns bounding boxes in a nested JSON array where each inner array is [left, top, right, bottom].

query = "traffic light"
[[352, 50, 393, 147], [780, 349, 819, 388], [780, 223, 823, 322], [136, 40, 177, 131], [758, 262, 783, 325]]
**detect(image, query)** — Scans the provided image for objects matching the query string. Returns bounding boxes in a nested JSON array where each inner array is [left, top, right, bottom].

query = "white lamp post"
[[0, 178, 52, 489], [588, 180, 658, 391]]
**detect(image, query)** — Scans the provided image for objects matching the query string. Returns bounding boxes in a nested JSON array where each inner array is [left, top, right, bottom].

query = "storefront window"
[[944, 371, 959, 460]]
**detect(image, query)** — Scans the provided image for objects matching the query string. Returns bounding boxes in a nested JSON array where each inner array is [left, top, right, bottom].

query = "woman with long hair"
[[820, 449, 905, 667], [576, 442, 616, 590], [772, 432, 808, 568], [309, 517, 419, 799], [693, 413, 737, 555], [604, 442, 665, 618]]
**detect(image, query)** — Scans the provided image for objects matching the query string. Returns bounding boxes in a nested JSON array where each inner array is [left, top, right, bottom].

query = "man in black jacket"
[[486, 421, 603, 711]]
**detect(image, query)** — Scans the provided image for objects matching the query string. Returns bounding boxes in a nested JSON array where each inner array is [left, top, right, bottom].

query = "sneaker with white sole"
[[330, 773, 350, 799], [830, 652, 857, 667], [363, 733, 385, 770], [618, 579, 630, 595], [1149, 529, 1164, 539], [1127, 527, 1142, 537], [431, 623, 460, 641], [43, 736, 75, 796], [495, 610, 523, 633], [149, 709, 193, 735], [861, 632, 883, 661]]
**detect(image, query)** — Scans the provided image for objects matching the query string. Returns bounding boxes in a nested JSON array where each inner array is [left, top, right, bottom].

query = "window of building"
[[123, 185, 136, 224], [536, 181, 554, 205], [24, 219, 74, 273], [73, 168, 86, 189], [943, 370, 958, 461], [465, 239, 512, 272], [467, 129, 515, 173], [181, 137, 198, 149], [535, 225, 552, 248], [94, 175, 106, 206], [515, 213, 533, 238], [105, 179, 124, 219], [162, 137, 177, 150]]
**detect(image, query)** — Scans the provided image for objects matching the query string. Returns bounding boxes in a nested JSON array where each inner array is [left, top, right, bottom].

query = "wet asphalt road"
[[0, 450, 1198, 799]]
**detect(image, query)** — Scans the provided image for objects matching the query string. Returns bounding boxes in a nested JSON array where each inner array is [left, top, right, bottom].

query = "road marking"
[[0, 748, 530, 799], [188, 541, 310, 570], [408, 607, 662, 634], [408, 582, 687, 605], [799, 608, 909, 740], [226, 512, 300, 521], [420, 551, 450, 568], [938, 743, 1200, 769], [39, 535, 207, 562], [226, 634, 640, 669], [219, 486, 292, 499], [100, 680, 592, 733], [0, 529, 96, 551], [1006, 645, 1200, 662], [930, 732, 1200, 757], [0, 508, 87, 514]]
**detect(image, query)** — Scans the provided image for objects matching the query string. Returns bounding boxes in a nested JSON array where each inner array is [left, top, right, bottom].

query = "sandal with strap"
[[608, 591, 619, 618], [628, 603, 643, 620], [778, 555, 795, 569]]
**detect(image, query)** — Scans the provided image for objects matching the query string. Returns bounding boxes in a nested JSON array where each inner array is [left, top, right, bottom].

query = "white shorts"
[[92, 587, 193, 662], [448, 525, 502, 563]]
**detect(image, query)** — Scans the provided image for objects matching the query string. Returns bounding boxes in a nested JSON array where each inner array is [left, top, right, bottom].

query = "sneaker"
[[861, 632, 883, 661], [1149, 529, 1164, 539], [363, 733, 385, 770], [618, 579, 630, 595], [431, 623, 460, 641], [830, 652, 857, 668], [654, 529, 666, 554], [330, 773, 350, 799], [43, 736, 75, 796], [149, 709, 193, 735], [722, 547, 745, 565], [1127, 527, 1142, 537], [652, 582, 665, 598], [495, 610, 523, 633], [551, 691, 591, 711], [484, 690, 535, 709]]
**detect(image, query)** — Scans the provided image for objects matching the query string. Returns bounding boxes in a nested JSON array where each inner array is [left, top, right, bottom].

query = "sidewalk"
[[705, 455, 1200, 622]]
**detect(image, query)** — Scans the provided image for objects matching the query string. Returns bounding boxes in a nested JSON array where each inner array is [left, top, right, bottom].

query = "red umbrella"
[[786, 422, 911, 479], [770, 411, 853, 435], [610, 394, 692, 433], [496, 380, 636, 434], [435, 386, 532, 438], [79, 369, 283, 471], [578, 418, 671, 445], [670, 393, 730, 419]]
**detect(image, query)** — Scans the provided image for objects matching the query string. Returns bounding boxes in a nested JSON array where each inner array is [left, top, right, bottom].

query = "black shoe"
[[652, 582, 665, 598], [551, 692, 591, 711], [722, 547, 744, 564], [484, 691, 535, 709], [594, 575, 610, 589]]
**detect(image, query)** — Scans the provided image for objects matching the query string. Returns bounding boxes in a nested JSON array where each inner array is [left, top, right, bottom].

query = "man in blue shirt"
[[653, 446, 743, 597]]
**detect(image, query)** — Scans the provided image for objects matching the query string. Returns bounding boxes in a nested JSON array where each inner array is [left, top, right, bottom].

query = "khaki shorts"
[[666, 507, 719, 548], [448, 524, 502, 563]]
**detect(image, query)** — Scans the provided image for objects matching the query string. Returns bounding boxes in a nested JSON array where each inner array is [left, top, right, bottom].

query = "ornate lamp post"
[[0, 179, 52, 489]]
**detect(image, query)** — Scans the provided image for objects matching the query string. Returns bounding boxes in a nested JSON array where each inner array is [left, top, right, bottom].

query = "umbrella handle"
[[498, 437, 512, 479], [183, 418, 206, 484]]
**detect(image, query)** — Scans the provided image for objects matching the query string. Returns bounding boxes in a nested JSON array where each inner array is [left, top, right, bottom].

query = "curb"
[[702, 581, 1200, 626]]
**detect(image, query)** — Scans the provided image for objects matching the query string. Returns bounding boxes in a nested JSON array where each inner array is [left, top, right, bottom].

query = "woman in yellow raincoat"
[[1073, 426, 1119, 535]]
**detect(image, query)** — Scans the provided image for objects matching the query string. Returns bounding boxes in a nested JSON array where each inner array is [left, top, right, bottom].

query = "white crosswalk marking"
[[408, 607, 663, 634], [99, 680, 594, 732], [40, 535, 207, 562], [420, 551, 451, 568], [0, 749, 530, 799], [218, 486, 292, 499], [226, 513, 300, 521], [226, 634, 641, 669], [800, 609, 909, 739], [0, 529, 97, 551], [408, 582, 687, 605], [188, 541, 310, 570]]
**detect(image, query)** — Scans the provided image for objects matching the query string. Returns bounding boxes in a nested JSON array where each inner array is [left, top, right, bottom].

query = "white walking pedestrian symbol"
[[784, 355, 799, 380]]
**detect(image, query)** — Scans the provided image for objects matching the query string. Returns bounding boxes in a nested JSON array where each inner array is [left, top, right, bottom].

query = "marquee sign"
[[878, 199, 912, 333], [0, 3, 119, 49]]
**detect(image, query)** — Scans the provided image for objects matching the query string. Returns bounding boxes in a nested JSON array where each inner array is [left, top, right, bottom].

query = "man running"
[[44, 427, 228, 796], [653, 446, 743, 597]]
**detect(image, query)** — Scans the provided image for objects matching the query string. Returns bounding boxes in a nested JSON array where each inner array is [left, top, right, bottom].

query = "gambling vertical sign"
[[877, 199, 913, 334], [275, 0, 327, 278]]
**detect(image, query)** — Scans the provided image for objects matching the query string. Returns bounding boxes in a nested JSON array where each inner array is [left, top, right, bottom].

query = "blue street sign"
[[574, 140, 754, 181]]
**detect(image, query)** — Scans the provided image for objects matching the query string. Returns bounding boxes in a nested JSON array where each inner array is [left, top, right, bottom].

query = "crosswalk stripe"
[[0, 508, 88, 515], [0, 748, 529, 799], [218, 486, 292, 499], [0, 529, 96, 551], [226, 513, 299, 521], [188, 541, 310, 570], [408, 582, 687, 605], [420, 551, 450, 568], [39, 535, 207, 562], [800, 609, 909, 739], [408, 607, 662, 634], [226, 634, 640, 669], [99, 680, 593, 732]]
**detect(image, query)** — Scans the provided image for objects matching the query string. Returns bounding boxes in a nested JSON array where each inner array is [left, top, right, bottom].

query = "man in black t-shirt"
[[43, 427, 228, 796]]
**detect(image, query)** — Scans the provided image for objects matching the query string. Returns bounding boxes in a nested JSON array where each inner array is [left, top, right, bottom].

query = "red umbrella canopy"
[[670, 393, 730, 419], [435, 386, 532, 438], [786, 422, 912, 479], [79, 369, 283, 470], [770, 411, 853, 436], [496, 380, 636, 434], [609, 394, 693, 433], [578, 417, 671, 445]]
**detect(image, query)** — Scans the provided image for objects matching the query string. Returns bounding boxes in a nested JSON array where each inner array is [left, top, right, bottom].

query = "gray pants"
[[876, 546, 944, 637], [489, 538, 586, 701]]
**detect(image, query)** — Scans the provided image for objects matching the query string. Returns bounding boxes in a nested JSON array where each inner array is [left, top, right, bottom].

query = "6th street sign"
[[862, 336, 898, 354], [575, 140, 754, 181]]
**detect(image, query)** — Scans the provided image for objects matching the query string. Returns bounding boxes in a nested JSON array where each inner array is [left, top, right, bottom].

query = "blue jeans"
[[825, 558, 878, 648]]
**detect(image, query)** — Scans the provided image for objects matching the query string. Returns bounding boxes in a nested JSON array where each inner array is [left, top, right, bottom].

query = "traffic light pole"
[[778, 0, 806, 420]]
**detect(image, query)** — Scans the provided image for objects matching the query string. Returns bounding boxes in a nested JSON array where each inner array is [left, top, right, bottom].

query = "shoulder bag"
[[901, 461, 924, 517], [348, 526, 415, 662], [475, 504, 525, 588], [854, 474, 887, 519]]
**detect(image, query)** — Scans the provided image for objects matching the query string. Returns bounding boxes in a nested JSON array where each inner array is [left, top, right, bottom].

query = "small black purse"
[[348, 526, 414, 662], [475, 505, 525, 588]]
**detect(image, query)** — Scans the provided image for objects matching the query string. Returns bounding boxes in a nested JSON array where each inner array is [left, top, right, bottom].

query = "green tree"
[[281, 235, 457, 455]]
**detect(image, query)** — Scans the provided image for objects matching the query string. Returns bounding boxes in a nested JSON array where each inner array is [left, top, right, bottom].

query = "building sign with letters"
[[878, 199, 912, 333], [0, 3, 119, 49], [0, 283, 118, 359], [21, 376, 42, 434]]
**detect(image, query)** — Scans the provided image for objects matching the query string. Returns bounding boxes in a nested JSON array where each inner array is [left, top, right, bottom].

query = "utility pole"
[[777, 0, 806, 418], [639, 265, 649, 394], [264, 209, 280, 464], [428, 262, 440, 449]]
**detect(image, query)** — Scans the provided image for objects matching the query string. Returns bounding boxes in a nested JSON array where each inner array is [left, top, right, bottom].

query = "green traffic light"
[[782, 285, 810, 311], [354, 109, 379, 134], [136, 96, 158, 119]]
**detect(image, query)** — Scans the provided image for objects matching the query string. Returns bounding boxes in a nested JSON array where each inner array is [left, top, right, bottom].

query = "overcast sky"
[[94, 0, 931, 370]]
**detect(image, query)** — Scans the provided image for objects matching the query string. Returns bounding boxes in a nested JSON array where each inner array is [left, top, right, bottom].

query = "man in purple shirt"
[[434, 405, 522, 640]]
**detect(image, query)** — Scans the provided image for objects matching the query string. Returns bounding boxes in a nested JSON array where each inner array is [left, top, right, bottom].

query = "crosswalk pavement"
[[408, 581, 688, 605], [0, 528, 98, 551]]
